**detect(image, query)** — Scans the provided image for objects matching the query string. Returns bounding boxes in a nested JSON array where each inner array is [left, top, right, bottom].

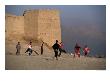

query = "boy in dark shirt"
[[52, 40, 60, 60], [41, 42, 44, 55]]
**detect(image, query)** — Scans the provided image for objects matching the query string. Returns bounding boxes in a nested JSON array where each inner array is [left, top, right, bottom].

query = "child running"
[[25, 41, 33, 56], [83, 45, 90, 56], [74, 43, 81, 58]]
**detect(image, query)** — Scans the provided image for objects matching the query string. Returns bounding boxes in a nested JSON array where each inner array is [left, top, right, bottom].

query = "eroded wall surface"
[[6, 9, 61, 46], [6, 14, 24, 40]]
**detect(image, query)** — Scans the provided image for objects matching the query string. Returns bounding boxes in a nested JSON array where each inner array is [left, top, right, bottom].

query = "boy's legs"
[[16, 49, 18, 55], [25, 48, 29, 53], [78, 52, 80, 57], [73, 53, 76, 58], [16, 49, 20, 55], [84, 52, 87, 56], [29, 49, 32, 56], [55, 50, 58, 60], [41, 48, 43, 55], [58, 48, 62, 57]]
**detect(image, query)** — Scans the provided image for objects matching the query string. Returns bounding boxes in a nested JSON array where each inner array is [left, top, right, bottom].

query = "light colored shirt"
[[28, 44, 32, 49]]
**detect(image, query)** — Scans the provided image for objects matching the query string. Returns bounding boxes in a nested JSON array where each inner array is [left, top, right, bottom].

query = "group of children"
[[16, 41, 33, 56], [74, 43, 90, 58], [16, 40, 90, 60], [52, 40, 90, 60], [16, 41, 41, 56]]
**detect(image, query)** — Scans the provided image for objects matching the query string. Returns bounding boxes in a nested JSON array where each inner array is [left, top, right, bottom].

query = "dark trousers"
[[41, 47, 43, 55], [59, 48, 62, 56], [84, 52, 88, 56], [16, 49, 20, 55], [25, 48, 33, 56], [54, 49, 58, 60]]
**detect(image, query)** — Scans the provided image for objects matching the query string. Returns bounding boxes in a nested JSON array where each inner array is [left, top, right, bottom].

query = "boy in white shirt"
[[25, 42, 33, 56]]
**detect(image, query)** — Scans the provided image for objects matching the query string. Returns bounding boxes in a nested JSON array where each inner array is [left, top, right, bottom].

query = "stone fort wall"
[[6, 9, 61, 46], [5, 14, 24, 40]]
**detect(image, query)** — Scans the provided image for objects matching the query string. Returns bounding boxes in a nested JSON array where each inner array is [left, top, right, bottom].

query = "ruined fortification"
[[5, 14, 24, 40], [5, 9, 61, 46]]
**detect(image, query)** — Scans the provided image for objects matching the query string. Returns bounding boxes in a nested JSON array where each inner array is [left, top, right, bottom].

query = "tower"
[[24, 9, 61, 46]]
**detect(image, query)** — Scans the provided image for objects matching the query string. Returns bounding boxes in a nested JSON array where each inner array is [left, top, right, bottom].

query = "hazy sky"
[[5, 5, 106, 56]]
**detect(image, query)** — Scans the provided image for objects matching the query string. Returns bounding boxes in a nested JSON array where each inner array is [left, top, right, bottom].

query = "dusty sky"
[[5, 5, 106, 56]]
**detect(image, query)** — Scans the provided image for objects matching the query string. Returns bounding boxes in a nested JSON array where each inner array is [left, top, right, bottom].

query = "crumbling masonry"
[[6, 9, 61, 46]]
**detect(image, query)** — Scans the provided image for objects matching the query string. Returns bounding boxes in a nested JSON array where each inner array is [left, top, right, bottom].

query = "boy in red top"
[[58, 42, 63, 57], [74, 43, 81, 58], [83, 45, 90, 56]]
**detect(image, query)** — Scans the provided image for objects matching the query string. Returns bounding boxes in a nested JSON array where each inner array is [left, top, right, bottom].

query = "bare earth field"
[[5, 40, 106, 70], [6, 54, 106, 70]]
